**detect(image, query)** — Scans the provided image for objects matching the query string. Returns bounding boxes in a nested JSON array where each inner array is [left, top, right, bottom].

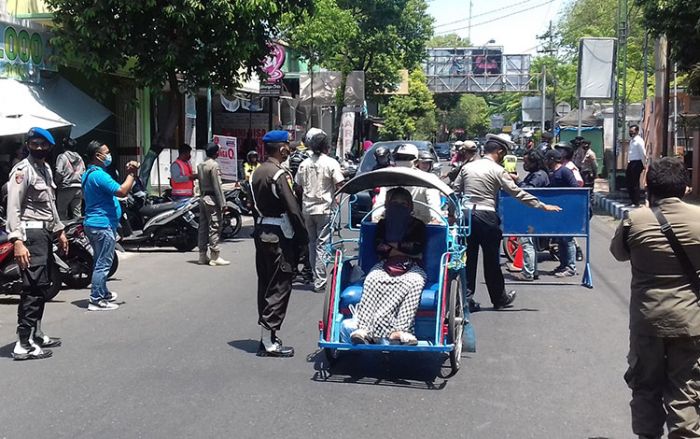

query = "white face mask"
[[395, 159, 415, 168]]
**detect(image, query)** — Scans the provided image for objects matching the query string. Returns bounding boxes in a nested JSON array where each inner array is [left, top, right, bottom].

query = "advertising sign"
[[213, 135, 238, 181], [262, 43, 285, 84], [577, 38, 616, 99], [336, 111, 355, 159], [260, 82, 282, 97], [0, 22, 56, 83]]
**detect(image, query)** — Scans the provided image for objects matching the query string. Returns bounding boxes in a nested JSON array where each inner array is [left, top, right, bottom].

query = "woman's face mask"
[[384, 200, 412, 242]]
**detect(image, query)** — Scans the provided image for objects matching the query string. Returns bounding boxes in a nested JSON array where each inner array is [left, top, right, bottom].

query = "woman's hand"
[[14, 240, 30, 270]]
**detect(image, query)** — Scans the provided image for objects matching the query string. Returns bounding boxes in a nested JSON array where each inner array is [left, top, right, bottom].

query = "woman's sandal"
[[350, 329, 371, 344], [389, 331, 418, 346]]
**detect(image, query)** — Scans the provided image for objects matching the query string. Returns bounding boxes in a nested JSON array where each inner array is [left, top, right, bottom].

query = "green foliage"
[[46, 0, 312, 94], [484, 93, 523, 126], [635, 0, 700, 71], [426, 33, 471, 48], [380, 69, 436, 140], [444, 94, 490, 138]]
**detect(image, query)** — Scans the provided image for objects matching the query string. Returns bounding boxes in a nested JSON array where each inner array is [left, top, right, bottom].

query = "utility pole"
[[537, 21, 556, 131], [468, 0, 473, 42], [612, 0, 628, 192], [541, 65, 547, 134]]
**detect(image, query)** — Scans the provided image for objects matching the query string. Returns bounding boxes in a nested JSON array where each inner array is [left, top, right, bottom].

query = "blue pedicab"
[[318, 168, 475, 374]]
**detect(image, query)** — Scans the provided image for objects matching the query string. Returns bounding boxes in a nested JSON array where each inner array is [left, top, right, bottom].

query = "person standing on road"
[[169, 143, 197, 202], [197, 142, 230, 267], [545, 149, 579, 277], [610, 157, 700, 439], [83, 141, 139, 311], [251, 130, 309, 357], [627, 124, 647, 207], [538, 131, 554, 153], [295, 128, 344, 292], [7, 128, 67, 359], [286, 143, 313, 284], [54, 137, 85, 220], [573, 139, 598, 188], [511, 149, 550, 281], [453, 134, 561, 312]]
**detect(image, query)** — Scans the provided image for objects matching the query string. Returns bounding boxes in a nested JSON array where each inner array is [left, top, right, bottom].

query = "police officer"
[[197, 142, 230, 266], [453, 134, 561, 312], [251, 130, 308, 357], [7, 128, 67, 360]]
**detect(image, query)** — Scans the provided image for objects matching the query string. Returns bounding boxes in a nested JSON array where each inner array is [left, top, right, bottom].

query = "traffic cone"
[[513, 242, 524, 270]]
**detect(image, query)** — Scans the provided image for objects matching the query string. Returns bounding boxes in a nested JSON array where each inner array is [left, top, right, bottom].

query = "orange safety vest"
[[170, 159, 194, 197]]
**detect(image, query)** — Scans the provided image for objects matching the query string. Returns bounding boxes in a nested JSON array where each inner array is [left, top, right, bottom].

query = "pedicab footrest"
[[319, 341, 454, 353]]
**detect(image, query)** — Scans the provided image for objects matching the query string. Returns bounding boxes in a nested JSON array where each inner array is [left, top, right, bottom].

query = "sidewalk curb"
[[593, 192, 632, 221]]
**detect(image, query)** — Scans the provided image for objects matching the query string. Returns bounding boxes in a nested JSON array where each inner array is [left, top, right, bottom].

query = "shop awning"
[[0, 77, 112, 138]]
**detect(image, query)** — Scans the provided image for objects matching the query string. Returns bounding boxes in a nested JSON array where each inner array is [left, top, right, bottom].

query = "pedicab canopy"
[[338, 167, 458, 204]]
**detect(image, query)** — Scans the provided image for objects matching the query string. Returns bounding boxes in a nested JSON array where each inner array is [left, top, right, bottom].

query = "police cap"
[[262, 130, 289, 144], [26, 127, 55, 146]]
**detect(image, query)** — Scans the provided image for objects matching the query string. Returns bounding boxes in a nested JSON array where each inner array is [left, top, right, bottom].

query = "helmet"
[[289, 151, 307, 176], [305, 128, 330, 154], [485, 133, 515, 152], [454, 140, 464, 149], [417, 150, 434, 162], [247, 150, 258, 159], [554, 141, 574, 160], [392, 143, 419, 161], [374, 145, 391, 166], [462, 140, 478, 152]]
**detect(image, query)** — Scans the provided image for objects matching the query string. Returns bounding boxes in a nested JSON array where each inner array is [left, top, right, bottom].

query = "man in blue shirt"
[[545, 149, 578, 277], [82, 141, 139, 311]]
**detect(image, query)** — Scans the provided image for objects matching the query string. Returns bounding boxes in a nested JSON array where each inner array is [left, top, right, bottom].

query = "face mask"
[[395, 160, 415, 168], [384, 202, 412, 243], [102, 153, 113, 167], [29, 148, 49, 160]]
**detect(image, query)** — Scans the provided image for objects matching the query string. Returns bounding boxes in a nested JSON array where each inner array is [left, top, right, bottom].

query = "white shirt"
[[295, 153, 344, 215], [628, 135, 646, 162]]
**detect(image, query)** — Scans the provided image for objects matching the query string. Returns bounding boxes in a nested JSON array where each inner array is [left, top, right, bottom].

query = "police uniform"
[[6, 128, 64, 360], [251, 131, 308, 357], [611, 197, 700, 437], [197, 154, 228, 265], [453, 135, 550, 310]]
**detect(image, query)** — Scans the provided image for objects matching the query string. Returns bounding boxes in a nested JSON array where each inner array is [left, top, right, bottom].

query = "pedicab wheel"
[[447, 275, 464, 374], [502, 236, 519, 262]]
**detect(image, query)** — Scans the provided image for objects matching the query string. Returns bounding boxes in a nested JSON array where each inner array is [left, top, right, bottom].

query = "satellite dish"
[[556, 102, 572, 116]]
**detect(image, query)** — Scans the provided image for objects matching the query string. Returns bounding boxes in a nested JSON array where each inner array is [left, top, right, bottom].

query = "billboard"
[[212, 135, 238, 181], [0, 22, 56, 83], [577, 38, 616, 99]]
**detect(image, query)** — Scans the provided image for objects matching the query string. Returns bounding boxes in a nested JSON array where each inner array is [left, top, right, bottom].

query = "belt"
[[471, 204, 496, 212], [22, 220, 47, 229], [259, 217, 283, 226]]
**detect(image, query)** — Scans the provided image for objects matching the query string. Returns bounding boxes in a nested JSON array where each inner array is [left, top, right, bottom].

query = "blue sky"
[[428, 0, 570, 54]]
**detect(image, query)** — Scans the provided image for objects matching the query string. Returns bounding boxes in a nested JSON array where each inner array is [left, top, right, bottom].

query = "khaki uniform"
[[196, 158, 226, 255], [610, 197, 700, 438], [251, 157, 308, 331], [6, 156, 64, 344]]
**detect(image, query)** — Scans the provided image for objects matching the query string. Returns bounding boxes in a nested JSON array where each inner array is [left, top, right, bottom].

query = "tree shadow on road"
[[228, 339, 260, 354], [307, 349, 452, 390], [0, 342, 15, 359]]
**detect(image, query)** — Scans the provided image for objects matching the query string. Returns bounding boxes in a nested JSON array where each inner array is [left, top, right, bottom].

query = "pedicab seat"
[[338, 221, 448, 340]]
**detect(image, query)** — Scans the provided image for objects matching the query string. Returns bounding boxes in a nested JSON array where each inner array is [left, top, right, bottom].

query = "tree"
[[444, 94, 490, 138], [635, 0, 700, 71], [379, 69, 436, 140], [426, 33, 471, 48], [46, 0, 312, 144]]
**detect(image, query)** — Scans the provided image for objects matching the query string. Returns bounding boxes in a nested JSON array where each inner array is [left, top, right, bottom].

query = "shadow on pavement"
[[228, 339, 260, 354], [0, 342, 15, 358], [308, 349, 450, 390], [0, 297, 20, 305]]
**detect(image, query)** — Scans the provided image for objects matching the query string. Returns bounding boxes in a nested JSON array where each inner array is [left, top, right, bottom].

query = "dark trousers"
[[465, 210, 508, 306], [254, 225, 295, 331], [626, 160, 644, 205], [18, 228, 52, 341]]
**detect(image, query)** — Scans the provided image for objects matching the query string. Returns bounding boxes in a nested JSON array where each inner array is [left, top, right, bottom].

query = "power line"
[[434, 0, 536, 29], [436, 0, 556, 35]]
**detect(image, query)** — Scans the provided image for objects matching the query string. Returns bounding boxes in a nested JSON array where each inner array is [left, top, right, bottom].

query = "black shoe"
[[256, 341, 295, 357], [494, 290, 516, 310], [576, 247, 584, 261], [34, 336, 62, 348], [467, 299, 481, 313]]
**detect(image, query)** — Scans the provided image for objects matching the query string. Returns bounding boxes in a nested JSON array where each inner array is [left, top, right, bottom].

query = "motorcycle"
[[118, 184, 199, 252], [227, 180, 254, 216], [60, 219, 119, 289]]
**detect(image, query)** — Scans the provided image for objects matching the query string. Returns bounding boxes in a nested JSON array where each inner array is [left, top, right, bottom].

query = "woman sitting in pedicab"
[[350, 187, 427, 346]]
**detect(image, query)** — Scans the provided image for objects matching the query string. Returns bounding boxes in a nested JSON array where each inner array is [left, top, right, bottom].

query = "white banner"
[[337, 111, 355, 158], [578, 38, 616, 99], [212, 135, 238, 181]]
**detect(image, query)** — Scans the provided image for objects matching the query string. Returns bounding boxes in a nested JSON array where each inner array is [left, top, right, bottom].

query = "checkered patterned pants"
[[356, 262, 426, 338]]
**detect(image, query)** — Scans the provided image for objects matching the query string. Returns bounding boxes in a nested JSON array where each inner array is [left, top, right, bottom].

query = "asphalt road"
[[0, 214, 633, 439]]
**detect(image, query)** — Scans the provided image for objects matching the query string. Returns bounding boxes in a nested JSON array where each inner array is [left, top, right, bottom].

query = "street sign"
[[556, 101, 572, 116], [259, 82, 282, 97]]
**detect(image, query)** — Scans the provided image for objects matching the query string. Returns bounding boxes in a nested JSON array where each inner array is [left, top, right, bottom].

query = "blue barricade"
[[498, 188, 593, 288]]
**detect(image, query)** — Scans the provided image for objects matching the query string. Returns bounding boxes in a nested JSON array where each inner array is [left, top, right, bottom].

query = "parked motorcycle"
[[61, 219, 119, 289], [227, 180, 254, 216], [119, 184, 199, 252]]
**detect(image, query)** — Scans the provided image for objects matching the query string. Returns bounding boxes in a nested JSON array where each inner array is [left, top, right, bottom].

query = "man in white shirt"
[[626, 124, 647, 206], [295, 128, 345, 292]]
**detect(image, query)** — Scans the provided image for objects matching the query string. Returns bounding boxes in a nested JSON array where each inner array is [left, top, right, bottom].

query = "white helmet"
[[392, 143, 419, 160]]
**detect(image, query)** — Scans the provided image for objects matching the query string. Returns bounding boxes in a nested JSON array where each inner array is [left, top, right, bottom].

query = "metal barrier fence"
[[498, 188, 592, 288]]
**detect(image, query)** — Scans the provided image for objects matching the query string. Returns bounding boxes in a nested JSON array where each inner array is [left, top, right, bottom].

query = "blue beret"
[[26, 127, 55, 145], [262, 130, 289, 143]]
